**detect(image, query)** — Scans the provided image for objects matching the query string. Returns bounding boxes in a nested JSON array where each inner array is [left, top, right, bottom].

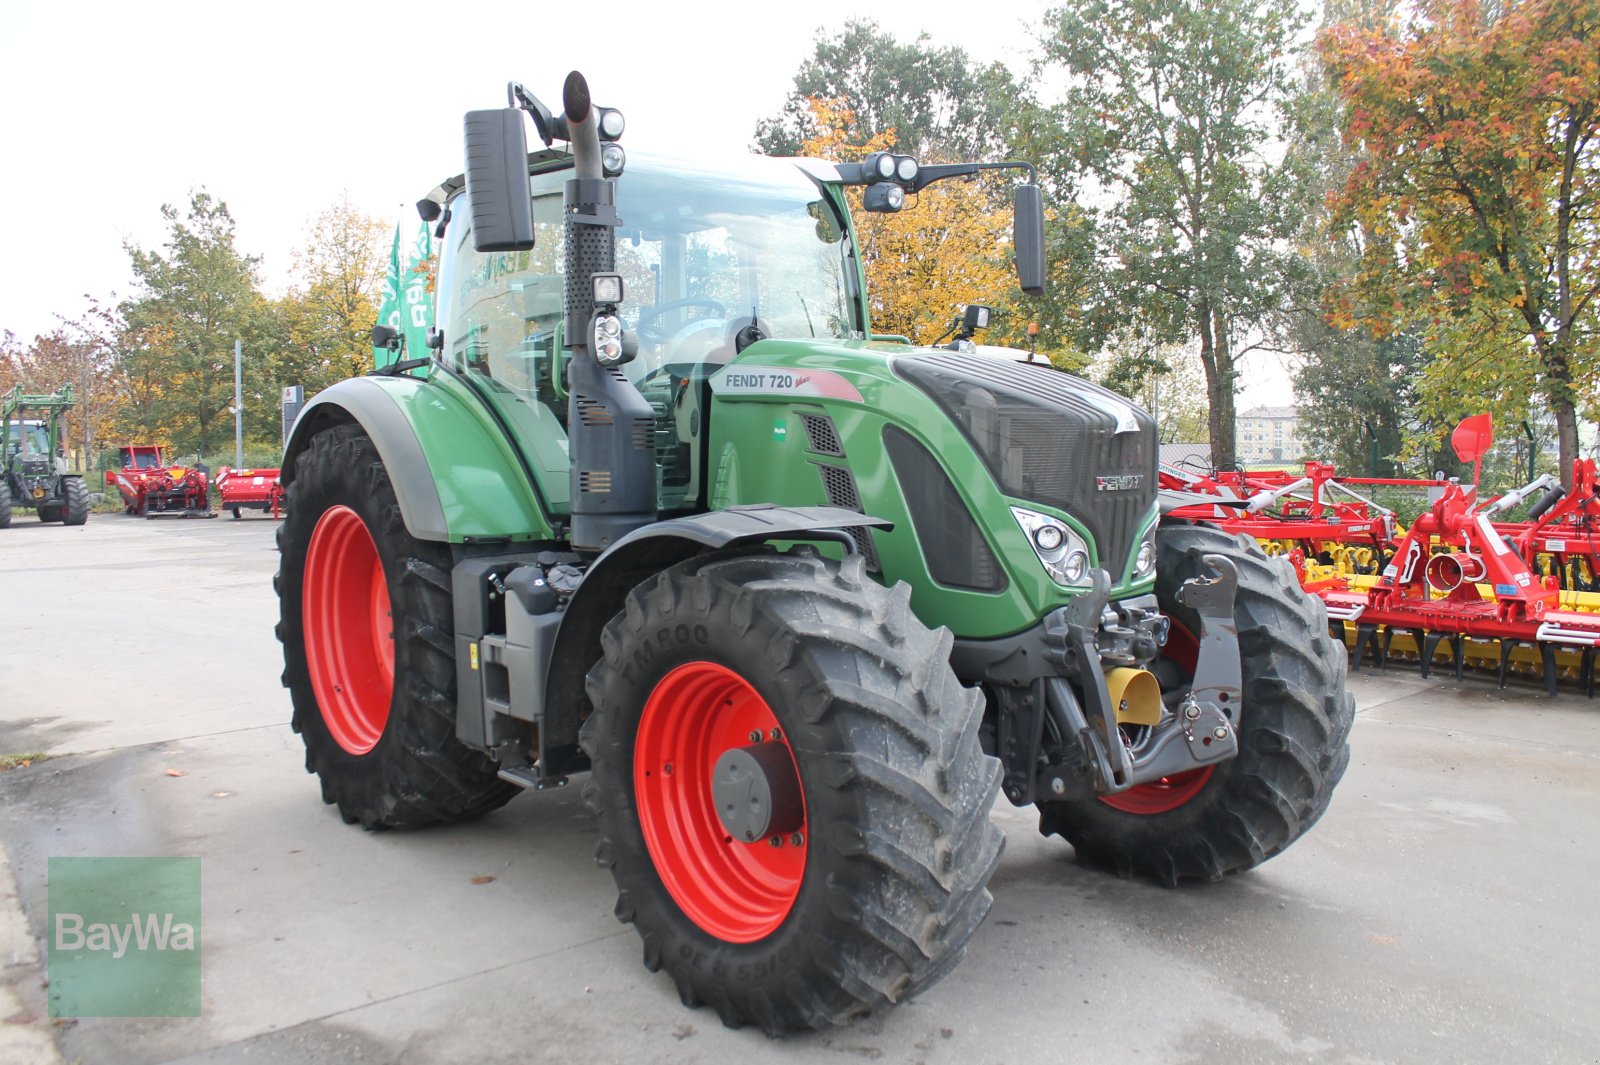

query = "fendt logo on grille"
[[1095, 474, 1144, 491]]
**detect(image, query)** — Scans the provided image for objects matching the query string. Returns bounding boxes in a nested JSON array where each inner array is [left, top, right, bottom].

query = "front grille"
[[814, 462, 880, 573], [893, 353, 1155, 576], [883, 427, 1005, 593]]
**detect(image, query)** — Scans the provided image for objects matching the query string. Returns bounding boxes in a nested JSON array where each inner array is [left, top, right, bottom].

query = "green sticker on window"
[[48, 857, 202, 1017]]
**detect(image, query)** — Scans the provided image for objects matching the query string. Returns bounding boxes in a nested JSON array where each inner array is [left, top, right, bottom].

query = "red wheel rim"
[[302, 505, 394, 756], [1099, 618, 1215, 815], [635, 662, 806, 943]]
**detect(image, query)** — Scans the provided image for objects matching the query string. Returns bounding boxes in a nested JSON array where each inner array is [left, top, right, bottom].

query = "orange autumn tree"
[[1321, 0, 1600, 483], [796, 98, 1028, 348]]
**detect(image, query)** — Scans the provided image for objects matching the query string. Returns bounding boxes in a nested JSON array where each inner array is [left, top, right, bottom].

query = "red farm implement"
[[105, 445, 215, 518], [215, 467, 285, 520], [1168, 417, 1600, 695]]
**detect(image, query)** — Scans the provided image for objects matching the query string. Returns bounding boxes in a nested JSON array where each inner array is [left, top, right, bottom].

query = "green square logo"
[[47, 857, 201, 1017]]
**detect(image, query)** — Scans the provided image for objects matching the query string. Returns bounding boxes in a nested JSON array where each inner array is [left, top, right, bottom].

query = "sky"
[[0, 0, 1293, 407]]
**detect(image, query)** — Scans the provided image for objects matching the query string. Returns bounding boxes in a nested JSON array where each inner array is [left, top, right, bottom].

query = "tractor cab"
[[434, 151, 860, 518]]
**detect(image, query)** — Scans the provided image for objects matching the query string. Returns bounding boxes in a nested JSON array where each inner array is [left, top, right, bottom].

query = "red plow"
[[1167, 416, 1600, 695]]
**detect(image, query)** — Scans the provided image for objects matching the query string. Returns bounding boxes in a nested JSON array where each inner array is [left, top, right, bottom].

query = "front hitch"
[[1043, 557, 1243, 798]]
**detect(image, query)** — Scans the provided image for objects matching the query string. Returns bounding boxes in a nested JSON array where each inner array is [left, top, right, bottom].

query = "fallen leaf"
[[470, 875, 496, 885], [1368, 933, 1400, 945], [164, 768, 186, 778], [3, 1011, 37, 1025]]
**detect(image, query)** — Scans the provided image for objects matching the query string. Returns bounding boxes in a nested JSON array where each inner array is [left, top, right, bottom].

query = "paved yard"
[[1, 515, 1597, 1064]]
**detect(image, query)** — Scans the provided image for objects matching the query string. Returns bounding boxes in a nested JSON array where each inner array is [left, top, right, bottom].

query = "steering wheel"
[[636, 298, 727, 345]]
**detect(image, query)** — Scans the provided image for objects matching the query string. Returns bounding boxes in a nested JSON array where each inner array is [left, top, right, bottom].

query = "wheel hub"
[[710, 742, 804, 843]]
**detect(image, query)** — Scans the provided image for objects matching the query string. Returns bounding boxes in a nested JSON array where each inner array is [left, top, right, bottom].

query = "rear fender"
[[282, 374, 552, 542]]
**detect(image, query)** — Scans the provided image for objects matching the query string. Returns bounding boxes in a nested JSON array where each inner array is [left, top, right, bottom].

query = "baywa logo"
[[47, 857, 201, 1017]]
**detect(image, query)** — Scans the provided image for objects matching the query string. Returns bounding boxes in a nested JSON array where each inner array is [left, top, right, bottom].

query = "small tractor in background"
[[1, 384, 89, 528], [215, 467, 285, 519], [105, 445, 214, 518], [276, 72, 1353, 1033]]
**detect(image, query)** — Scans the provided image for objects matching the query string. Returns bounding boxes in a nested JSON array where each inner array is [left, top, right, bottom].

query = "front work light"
[[863, 182, 906, 213], [598, 107, 626, 140], [601, 143, 627, 176], [592, 272, 624, 306]]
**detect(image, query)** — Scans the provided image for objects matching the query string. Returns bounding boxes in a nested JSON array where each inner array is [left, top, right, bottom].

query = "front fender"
[[282, 374, 552, 542]]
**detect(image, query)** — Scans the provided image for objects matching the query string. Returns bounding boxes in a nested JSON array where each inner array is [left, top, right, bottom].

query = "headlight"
[[601, 143, 626, 176], [592, 313, 624, 364], [895, 155, 919, 182], [1134, 531, 1157, 579], [1011, 506, 1093, 588]]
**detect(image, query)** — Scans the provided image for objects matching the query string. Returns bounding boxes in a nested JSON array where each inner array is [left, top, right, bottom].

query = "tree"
[[1096, 336, 1210, 442], [755, 19, 1020, 162], [120, 191, 265, 456], [792, 98, 1076, 361], [1321, 0, 1600, 484], [274, 195, 390, 396], [1034, 0, 1311, 467]]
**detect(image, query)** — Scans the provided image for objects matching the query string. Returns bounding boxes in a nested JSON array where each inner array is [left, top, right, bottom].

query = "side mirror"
[[370, 325, 400, 351], [1014, 184, 1046, 296], [463, 108, 535, 253]]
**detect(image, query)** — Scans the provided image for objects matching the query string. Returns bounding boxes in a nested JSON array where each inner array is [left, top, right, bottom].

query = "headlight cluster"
[[1011, 506, 1093, 587], [1133, 526, 1157, 580], [593, 313, 623, 364]]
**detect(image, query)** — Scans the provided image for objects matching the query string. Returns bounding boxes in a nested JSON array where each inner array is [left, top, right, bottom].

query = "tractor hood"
[[707, 338, 1158, 578]]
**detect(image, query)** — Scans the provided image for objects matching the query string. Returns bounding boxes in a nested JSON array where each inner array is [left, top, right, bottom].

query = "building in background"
[[1237, 406, 1304, 465]]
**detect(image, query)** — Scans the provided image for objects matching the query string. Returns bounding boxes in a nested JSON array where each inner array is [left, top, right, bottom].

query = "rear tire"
[[276, 423, 517, 829], [582, 549, 1004, 1034], [1037, 522, 1353, 884], [62, 479, 89, 525], [0, 482, 11, 528]]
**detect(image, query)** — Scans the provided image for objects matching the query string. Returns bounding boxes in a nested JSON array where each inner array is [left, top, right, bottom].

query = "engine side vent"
[[575, 396, 612, 426], [579, 470, 613, 494], [814, 462, 880, 573], [883, 426, 1006, 593], [632, 418, 654, 451], [800, 413, 845, 456]]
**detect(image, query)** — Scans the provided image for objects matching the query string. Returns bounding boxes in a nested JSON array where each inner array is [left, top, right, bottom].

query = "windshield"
[[436, 153, 859, 516], [4, 422, 49, 460]]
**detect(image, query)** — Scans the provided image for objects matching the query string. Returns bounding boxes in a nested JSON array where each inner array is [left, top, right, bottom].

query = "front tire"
[[276, 423, 516, 829], [1038, 522, 1354, 884], [581, 549, 1004, 1034], [0, 482, 11, 528], [62, 479, 89, 525]]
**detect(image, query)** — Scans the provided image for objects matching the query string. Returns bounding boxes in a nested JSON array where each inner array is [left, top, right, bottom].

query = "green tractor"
[[276, 72, 1353, 1033], [1, 384, 89, 528]]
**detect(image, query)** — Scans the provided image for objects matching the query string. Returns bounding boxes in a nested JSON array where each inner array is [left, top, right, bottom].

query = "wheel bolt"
[[769, 728, 781, 740], [1213, 726, 1229, 740], [768, 836, 782, 847], [748, 730, 763, 743], [662, 763, 673, 776]]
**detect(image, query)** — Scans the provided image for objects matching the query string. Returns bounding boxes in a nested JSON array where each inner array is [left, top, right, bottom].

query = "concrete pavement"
[[1, 515, 1597, 1064]]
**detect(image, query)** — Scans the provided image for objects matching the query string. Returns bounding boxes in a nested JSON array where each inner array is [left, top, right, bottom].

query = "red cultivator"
[[215, 467, 285, 520], [105, 445, 215, 519], [1168, 416, 1600, 696]]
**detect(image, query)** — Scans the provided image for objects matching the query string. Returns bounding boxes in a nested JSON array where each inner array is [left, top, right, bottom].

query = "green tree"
[[755, 19, 1021, 162], [119, 191, 265, 455], [6, 301, 122, 466], [1321, 0, 1600, 484], [1034, 0, 1311, 467], [273, 195, 390, 397]]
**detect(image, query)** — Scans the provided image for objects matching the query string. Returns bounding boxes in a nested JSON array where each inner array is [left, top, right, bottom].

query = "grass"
[[0, 752, 51, 771]]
